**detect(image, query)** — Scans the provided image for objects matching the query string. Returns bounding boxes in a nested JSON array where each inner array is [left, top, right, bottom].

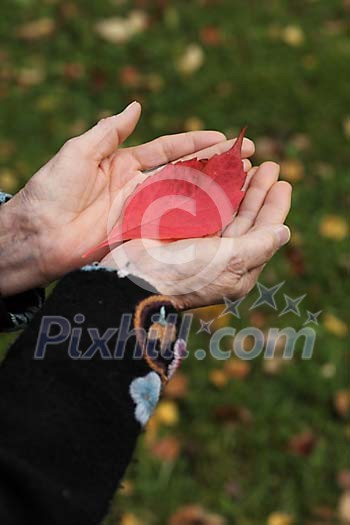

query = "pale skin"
[[101, 162, 292, 309], [0, 101, 291, 307]]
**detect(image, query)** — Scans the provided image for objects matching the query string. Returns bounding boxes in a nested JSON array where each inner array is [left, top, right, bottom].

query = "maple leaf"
[[91, 128, 247, 252]]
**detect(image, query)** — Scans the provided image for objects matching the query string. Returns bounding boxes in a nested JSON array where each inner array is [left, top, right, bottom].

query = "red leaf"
[[91, 128, 247, 251]]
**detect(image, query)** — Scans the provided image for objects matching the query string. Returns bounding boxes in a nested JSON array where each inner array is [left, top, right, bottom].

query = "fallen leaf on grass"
[[289, 133, 312, 152], [177, 44, 205, 75], [338, 491, 350, 523], [154, 401, 179, 426], [169, 504, 226, 525], [334, 390, 350, 419], [151, 436, 181, 462], [119, 66, 141, 88], [16, 67, 45, 87], [0, 170, 18, 192], [249, 311, 268, 328], [255, 136, 281, 161], [319, 215, 348, 241], [120, 513, 143, 525], [282, 25, 305, 46], [288, 430, 317, 456], [285, 245, 306, 276], [310, 505, 335, 520], [267, 512, 295, 525], [263, 356, 285, 375], [213, 405, 253, 425], [223, 358, 250, 379], [163, 372, 188, 399], [338, 470, 350, 490], [95, 11, 148, 44], [17, 18, 55, 40], [0, 141, 16, 159], [281, 159, 304, 182], [184, 116, 205, 131], [200, 26, 222, 46], [323, 313, 348, 338], [209, 369, 228, 388]]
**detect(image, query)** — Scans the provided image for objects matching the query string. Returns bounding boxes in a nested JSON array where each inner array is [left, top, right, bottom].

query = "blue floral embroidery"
[[80, 263, 116, 273], [129, 372, 161, 426], [0, 191, 12, 205]]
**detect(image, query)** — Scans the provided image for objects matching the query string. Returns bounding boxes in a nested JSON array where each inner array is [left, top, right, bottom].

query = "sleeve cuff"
[[80, 263, 186, 384]]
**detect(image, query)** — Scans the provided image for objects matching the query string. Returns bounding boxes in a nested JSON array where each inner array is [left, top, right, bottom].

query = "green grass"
[[0, 0, 349, 523]]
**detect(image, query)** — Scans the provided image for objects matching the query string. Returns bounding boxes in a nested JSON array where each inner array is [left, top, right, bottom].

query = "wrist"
[[0, 193, 45, 296]]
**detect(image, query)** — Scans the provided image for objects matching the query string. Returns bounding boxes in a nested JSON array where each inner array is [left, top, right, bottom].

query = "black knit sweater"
[[0, 268, 182, 525]]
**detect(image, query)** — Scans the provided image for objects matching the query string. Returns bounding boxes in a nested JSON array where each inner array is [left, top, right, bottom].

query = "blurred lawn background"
[[0, 0, 349, 524]]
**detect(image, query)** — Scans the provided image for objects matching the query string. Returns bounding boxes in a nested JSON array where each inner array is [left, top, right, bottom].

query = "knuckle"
[[265, 231, 279, 257], [227, 253, 247, 277], [62, 137, 78, 151], [62, 136, 85, 156], [160, 136, 176, 159]]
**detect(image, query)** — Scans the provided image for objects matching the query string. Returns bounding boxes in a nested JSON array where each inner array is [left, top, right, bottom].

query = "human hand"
[[1, 102, 254, 295], [101, 161, 292, 309]]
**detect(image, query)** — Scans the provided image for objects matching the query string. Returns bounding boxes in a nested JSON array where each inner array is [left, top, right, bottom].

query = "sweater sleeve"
[[0, 266, 185, 525]]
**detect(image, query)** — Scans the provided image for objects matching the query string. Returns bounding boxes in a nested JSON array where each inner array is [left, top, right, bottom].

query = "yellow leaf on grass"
[[319, 215, 348, 241], [224, 358, 250, 379], [184, 116, 204, 131], [120, 513, 143, 525], [281, 159, 304, 182], [170, 505, 226, 525], [282, 25, 305, 46], [0, 170, 18, 192], [17, 18, 55, 40], [323, 313, 348, 338], [267, 512, 294, 525], [209, 369, 228, 388], [154, 401, 179, 426]]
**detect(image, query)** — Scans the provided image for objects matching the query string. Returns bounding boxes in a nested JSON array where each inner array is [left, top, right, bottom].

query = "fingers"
[[237, 224, 291, 271], [179, 136, 255, 162], [241, 166, 258, 191], [129, 130, 226, 170], [67, 101, 142, 161], [223, 162, 280, 238], [242, 158, 252, 172], [253, 180, 292, 227], [240, 181, 292, 291]]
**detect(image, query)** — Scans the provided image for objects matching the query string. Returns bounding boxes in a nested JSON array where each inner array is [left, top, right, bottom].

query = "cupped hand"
[[101, 161, 292, 310], [10, 102, 254, 286]]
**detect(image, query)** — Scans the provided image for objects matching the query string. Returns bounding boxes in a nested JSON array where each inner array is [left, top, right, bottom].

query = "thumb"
[[238, 224, 291, 270], [75, 101, 141, 161]]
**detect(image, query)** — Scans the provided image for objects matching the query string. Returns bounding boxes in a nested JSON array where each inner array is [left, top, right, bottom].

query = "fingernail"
[[276, 225, 291, 246], [117, 101, 139, 116]]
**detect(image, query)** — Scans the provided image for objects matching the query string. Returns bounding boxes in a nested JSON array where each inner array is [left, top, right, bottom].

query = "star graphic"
[[249, 281, 285, 310], [196, 319, 214, 334], [303, 310, 322, 325], [279, 294, 306, 316], [219, 296, 245, 318]]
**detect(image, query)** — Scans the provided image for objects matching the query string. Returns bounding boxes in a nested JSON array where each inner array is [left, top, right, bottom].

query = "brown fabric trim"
[[134, 295, 178, 383]]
